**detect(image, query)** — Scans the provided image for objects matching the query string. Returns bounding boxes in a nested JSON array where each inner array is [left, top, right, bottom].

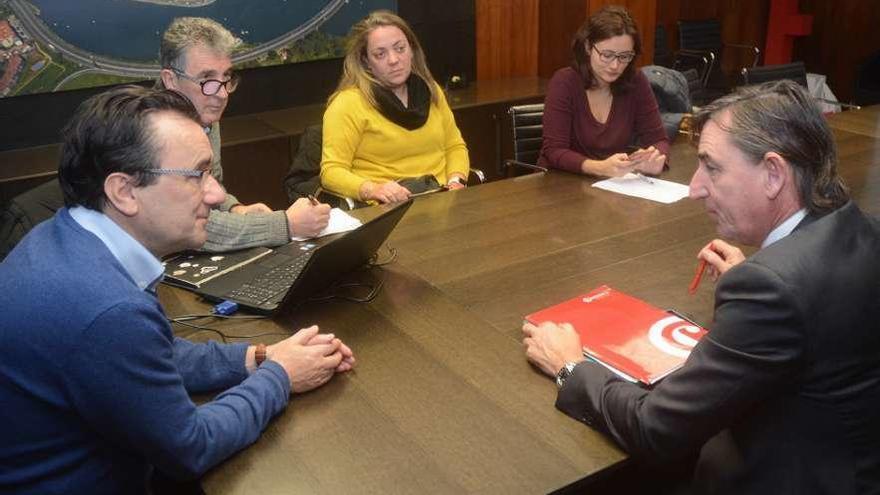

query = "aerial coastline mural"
[[0, 0, 396, 98]]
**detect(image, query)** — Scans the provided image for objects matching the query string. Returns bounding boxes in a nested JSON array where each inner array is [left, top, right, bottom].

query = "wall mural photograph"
[[0, 0, 396, 98]]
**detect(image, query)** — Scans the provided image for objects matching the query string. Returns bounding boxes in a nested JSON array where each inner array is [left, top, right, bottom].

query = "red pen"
[[688, 241, 713, 295], [688, 259, 707, 295]]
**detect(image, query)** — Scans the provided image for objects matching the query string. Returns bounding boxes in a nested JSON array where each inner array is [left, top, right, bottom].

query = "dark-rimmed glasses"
[[591, 46, 636, 65], [143, 168, 211, 184], [170, 68, 239, 96]]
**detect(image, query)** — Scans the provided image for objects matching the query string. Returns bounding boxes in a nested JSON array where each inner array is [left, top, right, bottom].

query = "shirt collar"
[[762, 208, 807, 248], [69, 206, 165, 292]]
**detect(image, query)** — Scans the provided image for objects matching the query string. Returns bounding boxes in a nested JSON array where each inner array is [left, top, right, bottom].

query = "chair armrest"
[[724, 43, 761, 67], [674, 49, 715, 87], [316, 188, 357, 210], [468, 168, 486, 184], [815, 98, 861, 111], [503, 159, 548, 175]]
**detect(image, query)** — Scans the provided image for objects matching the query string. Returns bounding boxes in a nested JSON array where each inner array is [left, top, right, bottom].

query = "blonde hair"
[[329, 10, 438, 108]]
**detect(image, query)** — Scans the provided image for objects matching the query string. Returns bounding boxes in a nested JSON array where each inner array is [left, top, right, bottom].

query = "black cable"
[[168, 317, 290, 342], [369, 245, 398, 266], [306, 272, 385, 303], [171, 313, 267, 321]]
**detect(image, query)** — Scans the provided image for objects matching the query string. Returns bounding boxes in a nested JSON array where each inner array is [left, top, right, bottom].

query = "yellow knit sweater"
[[320, 85, 470, 199]]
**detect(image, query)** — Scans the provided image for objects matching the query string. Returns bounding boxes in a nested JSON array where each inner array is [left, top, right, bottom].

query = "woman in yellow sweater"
[[320, 10, 470, 204]]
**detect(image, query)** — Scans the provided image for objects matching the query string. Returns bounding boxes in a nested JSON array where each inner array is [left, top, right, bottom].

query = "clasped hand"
[[266, 325, 355, 393]]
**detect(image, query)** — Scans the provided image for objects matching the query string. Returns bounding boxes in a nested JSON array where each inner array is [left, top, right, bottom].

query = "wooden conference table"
[[159, 107, 880, 494]]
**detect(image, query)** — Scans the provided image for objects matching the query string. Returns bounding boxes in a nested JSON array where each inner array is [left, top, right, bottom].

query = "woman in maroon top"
[[538, 6, 669, 177]]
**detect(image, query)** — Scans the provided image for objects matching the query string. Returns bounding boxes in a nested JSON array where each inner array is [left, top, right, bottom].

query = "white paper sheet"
[[591, 173, 690, 204], [291, 208, 363, 241]]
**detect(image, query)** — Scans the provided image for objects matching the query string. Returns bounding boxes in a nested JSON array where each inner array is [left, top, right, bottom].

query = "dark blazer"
[[557, 201, 880, 494]]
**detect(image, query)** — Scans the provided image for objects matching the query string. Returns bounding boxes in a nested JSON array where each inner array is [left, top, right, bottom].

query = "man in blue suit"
[[0, 86, 354, 494]]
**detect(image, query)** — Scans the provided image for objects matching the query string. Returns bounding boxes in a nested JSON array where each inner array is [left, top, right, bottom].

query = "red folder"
[[525, 285, 707, 386]]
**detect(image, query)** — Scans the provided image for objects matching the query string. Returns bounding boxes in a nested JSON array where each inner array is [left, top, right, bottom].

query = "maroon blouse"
[[537, 67, 670, 174]]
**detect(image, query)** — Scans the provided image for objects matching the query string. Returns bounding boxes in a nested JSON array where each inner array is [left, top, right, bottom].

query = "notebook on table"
[[525, 285, 707, 386], [162, 199, 412, 315]]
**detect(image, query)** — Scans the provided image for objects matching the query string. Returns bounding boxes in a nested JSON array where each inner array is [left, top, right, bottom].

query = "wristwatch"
[[447, 176, 467, 187], [555, 361, 578, 389]]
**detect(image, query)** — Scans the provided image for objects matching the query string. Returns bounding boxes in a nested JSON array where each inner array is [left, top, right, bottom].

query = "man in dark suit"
[[522, 80, 880, 493]]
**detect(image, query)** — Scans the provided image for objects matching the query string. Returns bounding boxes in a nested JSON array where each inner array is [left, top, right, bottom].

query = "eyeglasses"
[[170, 68, 239, 96], [591, 46, 636, 65], [143, 168, 211, 184]]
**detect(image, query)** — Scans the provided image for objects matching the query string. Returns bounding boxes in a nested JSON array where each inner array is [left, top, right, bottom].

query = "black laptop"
[[162, 199, 412, 314]]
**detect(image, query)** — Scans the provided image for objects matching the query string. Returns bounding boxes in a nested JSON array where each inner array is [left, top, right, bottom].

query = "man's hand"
[[266, 325, 354, 393], [698, 239, 746, 281], [628, 146, 667, 175], [286, 198, 331, 238], [361, 181, 411, 204], [522, 321, 585, 377], [305, 331, 356, 372], [230, 202, 273, 214]]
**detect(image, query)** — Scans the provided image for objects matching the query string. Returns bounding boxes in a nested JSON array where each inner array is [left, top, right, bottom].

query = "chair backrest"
[[1, 178, 64, 261], [284, 124, 323, 204], [854, 50, 880, 106], [678, 19, 723, 55], [654, 25, 673, 67], [508, 103, 544, 165], [740, 61, 808, 88]]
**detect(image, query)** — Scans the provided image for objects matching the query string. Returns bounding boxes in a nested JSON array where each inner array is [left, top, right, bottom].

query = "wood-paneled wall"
[[477, 0, 657, 80], [537, 0, 588, 79], [794, 0, 880, 103], [476, 0, 874, 104], [475, 0, 540, 80]]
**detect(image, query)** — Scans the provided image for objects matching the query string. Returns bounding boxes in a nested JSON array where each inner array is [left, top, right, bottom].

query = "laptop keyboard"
[[224, 250, 314, 306]]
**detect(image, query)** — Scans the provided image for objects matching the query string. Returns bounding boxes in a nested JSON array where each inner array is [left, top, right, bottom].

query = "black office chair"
[[283, 124, 358, 210], [740, 62, 861, 111], [1, 178, 65, 261], [854, 50, 880, 107], [653, 25, 674, 68], [503, 103, 548, 176], [675, 19, 760, 104]]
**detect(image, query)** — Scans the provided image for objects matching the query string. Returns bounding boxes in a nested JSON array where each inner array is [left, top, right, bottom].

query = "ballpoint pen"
[[308, 186, 322, 206], [689, 241, 715, 294], [688, 259, 707, 294], [634, 172, 655, 184]]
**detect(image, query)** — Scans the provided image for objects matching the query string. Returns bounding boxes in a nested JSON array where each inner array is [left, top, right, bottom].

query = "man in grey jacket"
[[158, 17, 330, 251]]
